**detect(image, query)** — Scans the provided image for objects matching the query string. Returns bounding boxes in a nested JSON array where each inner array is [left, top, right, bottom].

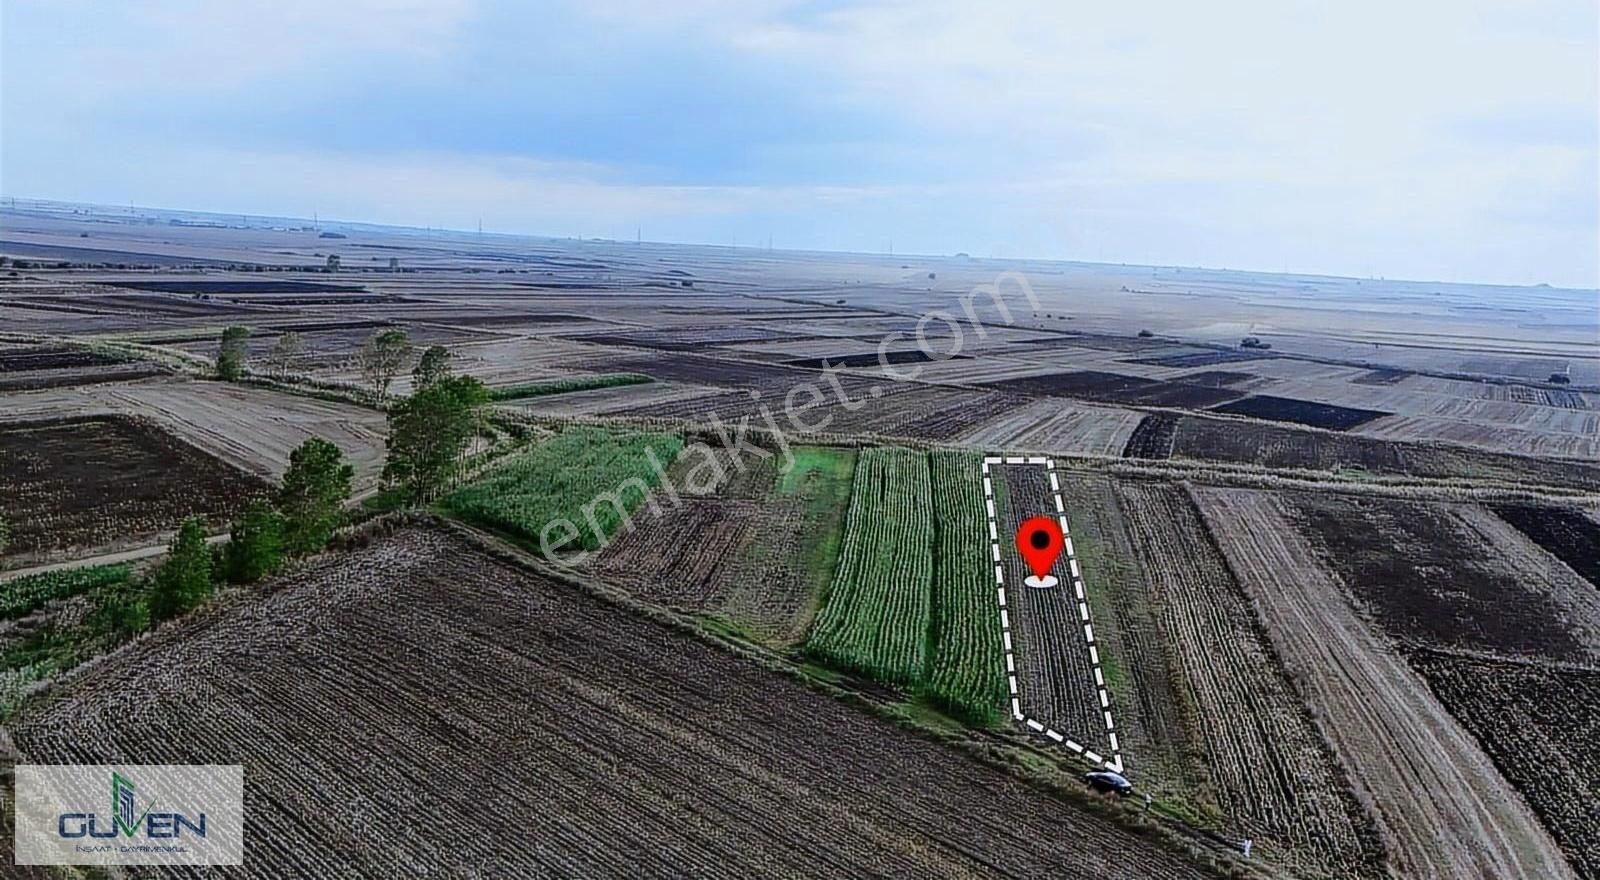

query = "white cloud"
[[2, 0, 1595, 285]]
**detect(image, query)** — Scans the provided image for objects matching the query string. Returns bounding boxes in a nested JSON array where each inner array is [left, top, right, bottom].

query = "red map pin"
[[1016, 515, 1063, 589]]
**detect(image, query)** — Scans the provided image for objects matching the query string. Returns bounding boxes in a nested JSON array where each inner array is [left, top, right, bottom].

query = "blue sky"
[[3, 0, 1596, 287]]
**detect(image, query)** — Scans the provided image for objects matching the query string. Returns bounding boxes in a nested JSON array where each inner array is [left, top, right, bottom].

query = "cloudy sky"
[[3, 1, 1595, 286]]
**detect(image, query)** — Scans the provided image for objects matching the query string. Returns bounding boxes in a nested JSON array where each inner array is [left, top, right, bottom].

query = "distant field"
[[3, 378, 392, 493]]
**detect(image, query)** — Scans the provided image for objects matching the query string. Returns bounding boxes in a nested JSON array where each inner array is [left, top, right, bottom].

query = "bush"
[[148, 517, 213, 621], [224, 499, 286, 583]]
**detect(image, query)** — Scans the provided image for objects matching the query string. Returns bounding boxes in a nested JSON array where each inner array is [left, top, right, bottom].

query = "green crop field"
[[924, 449, 1007, 725], [489, 373, 652, 401], [1, 563, 133, 620], [804, 448, 934, 685], [441, 426, 684, 553], [802, 447, 1004, 723]]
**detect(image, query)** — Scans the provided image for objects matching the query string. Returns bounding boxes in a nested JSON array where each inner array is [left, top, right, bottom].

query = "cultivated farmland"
[[443, 426, 685, 553], [4, 526, 1213, 878], [1108, 482, 1380, 878], [991, 461, 1113, 759], [1287, 495, 1600, 662], [923, 449, 1007, 724], [1406, 649, 1600, 878], [6, 201, 1599, 877], [0, 415, 268, 564], [805, 447, 934, 684], [1191, 487, 1570, 880], [596, 445, 856, 643]]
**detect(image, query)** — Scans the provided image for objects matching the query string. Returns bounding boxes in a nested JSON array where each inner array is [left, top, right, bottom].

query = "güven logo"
[[55, 771, 208, 841], [14, 764, 244, 866]]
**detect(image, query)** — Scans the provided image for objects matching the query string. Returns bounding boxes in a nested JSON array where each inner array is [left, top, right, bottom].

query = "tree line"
[[211, 325, 491, 502], [93, 437, 355, 637]]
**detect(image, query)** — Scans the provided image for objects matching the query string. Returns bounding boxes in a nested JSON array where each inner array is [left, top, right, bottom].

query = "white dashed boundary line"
[[982, 455, 1123, 775]]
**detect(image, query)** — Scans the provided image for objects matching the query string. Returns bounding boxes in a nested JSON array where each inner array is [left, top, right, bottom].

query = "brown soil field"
[[0, 414, 268, 564], [992, 462, 1113, 759], [0, 343, 165, 391], [1121, 412, 1180, 458], [4, 525, 1213, 878], [66, 379, 390, 492], [596, 447, 854, 644], [958, 398, 1145, 455], [984, 369, 1245, 408], [1406, 648, 1600, 878], [1191, 487, 1574, 880], [1050, 474, 1207, 809], [1169, 414, 1600, 490], [1488, 503, 1600, 587], [1209, 394, 1389, 430], [1104, 481, 1379, 878], [1287, 495, 1600, 663]]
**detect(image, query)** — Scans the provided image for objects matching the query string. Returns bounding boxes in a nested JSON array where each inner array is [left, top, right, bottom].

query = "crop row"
[[441, 426, 684, 553], [490, 373, 653, 401], [0, 563, 133, 620], [804, 448, 1004, 723], [923, 450, 1008, 724], [805, 448, 934, 685]]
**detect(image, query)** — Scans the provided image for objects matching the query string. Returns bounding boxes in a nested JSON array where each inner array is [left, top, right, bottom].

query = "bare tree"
[[267, 331, 305, 380], [358, 328, 412, 399]]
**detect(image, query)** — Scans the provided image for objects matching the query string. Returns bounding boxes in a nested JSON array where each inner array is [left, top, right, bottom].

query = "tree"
[[266, 331, 305, 380], [217, 326, 251, 380], [149, 517, 213, 621], [358, 328, 412, 398], [0, 513, 9, 555], [384, 375, 489, 500], [412, 345, 453, 390], [224, 499, 286, 583], [278, 437, 354, 556], [91, 581, 150, 640]]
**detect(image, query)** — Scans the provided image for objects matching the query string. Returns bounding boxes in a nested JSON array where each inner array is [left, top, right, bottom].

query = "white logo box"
[[13, 764, 244, 866]]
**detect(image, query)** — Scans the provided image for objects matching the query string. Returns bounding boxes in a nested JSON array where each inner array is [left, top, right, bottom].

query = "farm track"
[[5, 527, 1212, 879], [1192, 487, 1574, 880]]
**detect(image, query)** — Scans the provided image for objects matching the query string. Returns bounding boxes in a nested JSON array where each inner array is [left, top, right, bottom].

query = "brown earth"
[[5, 526, 1215, 878], [1191, 486, 1576, 880]]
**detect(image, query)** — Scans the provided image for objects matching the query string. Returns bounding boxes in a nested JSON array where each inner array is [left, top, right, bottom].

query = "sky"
[[2, 0, 1596, 287]]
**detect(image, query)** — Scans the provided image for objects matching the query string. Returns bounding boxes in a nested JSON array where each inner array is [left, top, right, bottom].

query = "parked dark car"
[[1083, 771, 1133, 796]]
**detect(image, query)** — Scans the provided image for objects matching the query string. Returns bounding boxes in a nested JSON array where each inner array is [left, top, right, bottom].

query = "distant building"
[[318, 231, 347, 239], [388, 257, 400, 271], [325, 254, 341, 272]]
